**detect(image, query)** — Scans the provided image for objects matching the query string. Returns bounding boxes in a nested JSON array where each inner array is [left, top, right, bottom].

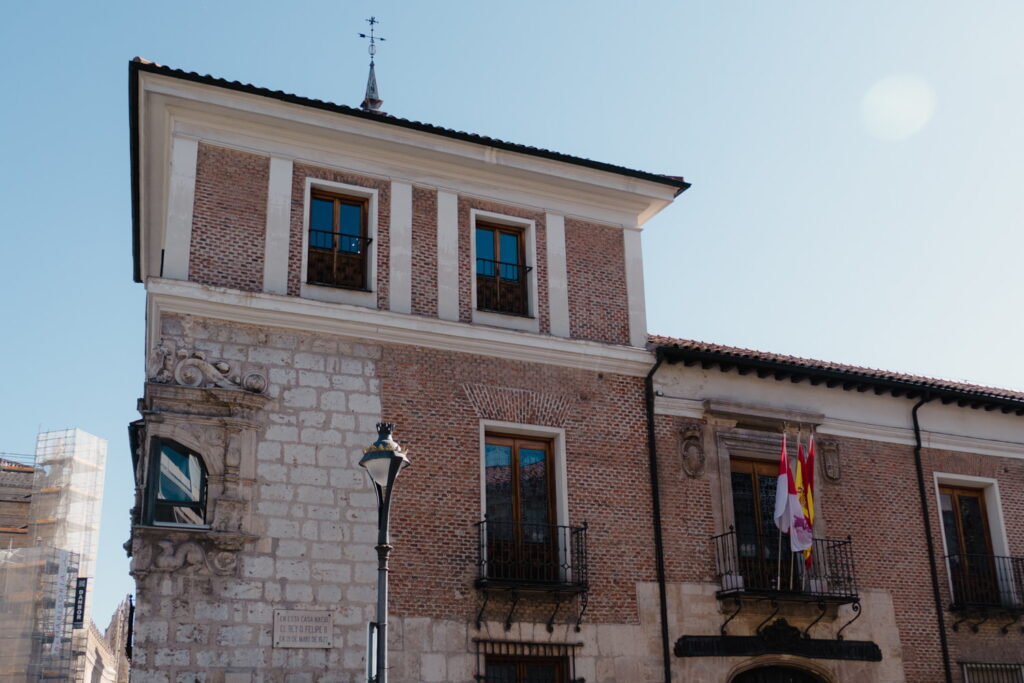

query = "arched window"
[[145, 439, 208, 526], [731, 665, 827, 683]]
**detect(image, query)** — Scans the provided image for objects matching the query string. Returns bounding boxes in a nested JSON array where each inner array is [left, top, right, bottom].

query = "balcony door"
[[940, 485, 999, 607], [731, 458, 796, 592], [485, 436, 556, 583]]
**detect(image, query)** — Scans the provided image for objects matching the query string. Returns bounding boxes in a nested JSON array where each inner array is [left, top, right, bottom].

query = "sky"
[[2, 0, 1023, 628]]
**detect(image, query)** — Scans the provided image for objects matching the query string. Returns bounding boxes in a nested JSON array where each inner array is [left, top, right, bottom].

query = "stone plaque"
[[273, 610, 334, 648]]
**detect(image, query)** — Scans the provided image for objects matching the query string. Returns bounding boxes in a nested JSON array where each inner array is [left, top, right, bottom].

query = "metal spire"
[[359, 17, 385, 111]]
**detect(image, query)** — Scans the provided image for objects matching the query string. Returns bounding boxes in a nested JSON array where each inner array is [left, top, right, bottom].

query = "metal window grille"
[[474, 639, 583, 683], [962, 663, 1024, 683]]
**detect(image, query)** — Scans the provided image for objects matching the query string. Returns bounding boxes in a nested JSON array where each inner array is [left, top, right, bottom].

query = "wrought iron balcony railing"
[[945, 553, 1024, 612], [475, 259, 532, 316], [712, 529, 859, 603], [475, 519, 588, 592]]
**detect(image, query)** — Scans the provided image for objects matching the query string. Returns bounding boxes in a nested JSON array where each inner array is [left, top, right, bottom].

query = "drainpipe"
[[911, 396, 952, 683], [645, 351, 672, 682]]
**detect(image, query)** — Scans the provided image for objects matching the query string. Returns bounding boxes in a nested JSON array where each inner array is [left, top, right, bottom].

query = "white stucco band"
[[262, 157, 293, 295], [162, 135, 199, 280], [545, 213, 570, 338], [389, 181, 413, 314]]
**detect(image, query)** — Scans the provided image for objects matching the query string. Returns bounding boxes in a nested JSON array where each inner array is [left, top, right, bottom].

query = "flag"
[[773, 434, 813, 552], [796, 438, 815, 568]]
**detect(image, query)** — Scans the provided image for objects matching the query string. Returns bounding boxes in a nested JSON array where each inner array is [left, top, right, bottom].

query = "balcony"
[[475, 519, 588, 593], [475, 259, 532, 316], [712, 529, 859, 604], [945, 553, 1024, 631]]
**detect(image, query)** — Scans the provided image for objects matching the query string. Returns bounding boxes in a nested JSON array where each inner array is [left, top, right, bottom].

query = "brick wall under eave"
[[378, 344, 653, 625], [564, 219, 630, 345], [411, 187, 438, 317], [456, 198, 550, 333], [286, 164, 391, 306], [189, 144, 268, 292]]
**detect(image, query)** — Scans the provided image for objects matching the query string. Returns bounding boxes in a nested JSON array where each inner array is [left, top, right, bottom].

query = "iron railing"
[[945, 553, 1024, 612], [475, 519, 588, 592], [476, 259, 532, 316], [307, 230, 372, 289], [712, 529, 858, 602], [961, 662, 1024, 683]]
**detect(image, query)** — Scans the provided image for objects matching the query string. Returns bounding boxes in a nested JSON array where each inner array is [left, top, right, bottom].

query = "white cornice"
[[145, 278, 653, 377], [654, 396, 1024, 459]]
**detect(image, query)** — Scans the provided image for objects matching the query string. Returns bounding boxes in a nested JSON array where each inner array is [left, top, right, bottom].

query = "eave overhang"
[[655, 344, 1024, 416], [128, 59, 690, 283]]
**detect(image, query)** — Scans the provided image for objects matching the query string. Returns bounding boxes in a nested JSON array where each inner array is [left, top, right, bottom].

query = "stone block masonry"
[[132, 313, 384, 683]]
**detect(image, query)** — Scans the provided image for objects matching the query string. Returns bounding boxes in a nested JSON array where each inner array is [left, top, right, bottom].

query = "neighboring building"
[[126, 58, 1023, 683], [0, 456, 34, 548], [83, 596, 132, 683], [0, 429, 109, 682]]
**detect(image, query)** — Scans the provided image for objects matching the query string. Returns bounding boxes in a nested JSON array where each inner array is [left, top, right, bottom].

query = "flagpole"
[[776, 428, 785, 591]]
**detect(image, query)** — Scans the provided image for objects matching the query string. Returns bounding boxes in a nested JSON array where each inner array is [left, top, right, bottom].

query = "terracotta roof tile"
[[649, 334, 1024, 405]]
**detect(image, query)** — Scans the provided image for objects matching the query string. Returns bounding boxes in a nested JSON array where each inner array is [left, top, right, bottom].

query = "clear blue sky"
[[2, 0, 1022, 627]]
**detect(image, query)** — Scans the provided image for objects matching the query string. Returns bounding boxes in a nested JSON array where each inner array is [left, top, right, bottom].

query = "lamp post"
[[359, 422, 410, 683]]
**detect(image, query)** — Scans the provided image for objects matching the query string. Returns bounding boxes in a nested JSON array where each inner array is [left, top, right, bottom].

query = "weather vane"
[[359, 17, 386, 66], [359, 16, 385, 111]]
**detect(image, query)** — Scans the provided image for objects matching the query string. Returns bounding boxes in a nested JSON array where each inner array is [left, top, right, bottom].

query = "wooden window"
[[940, 485, 999, 607], [307, 191, 370, 290], [476, 222, 528, 316], [730, 458, 795, 591], [484, 435, 557, 583], [486, 655, 567, 683], [145, 439, 207, 526]]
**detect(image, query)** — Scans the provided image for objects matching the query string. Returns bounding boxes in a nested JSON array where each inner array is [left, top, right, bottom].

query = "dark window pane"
[[155, 503, 204, 525], [157, 445, 203, 503], [523, 664, 558, 683], [486, 663, 517, 683], [486, 444, 514, 536], [958, 495, 989, 555], [500, 232, 520, 265], [310, 198, 334, 249], [519, 447, 550, 538], [940, 493, 962, 556], [477, 228, 496, 271], [339, 203, 362, 236]]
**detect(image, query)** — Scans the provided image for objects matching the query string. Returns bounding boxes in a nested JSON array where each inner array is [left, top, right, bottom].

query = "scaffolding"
[[28, 430, 108, 681], [0, 545, 81, 681]]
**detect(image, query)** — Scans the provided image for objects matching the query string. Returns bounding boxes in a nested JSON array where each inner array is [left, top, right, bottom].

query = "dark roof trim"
[[129, 60, 690, 281], [655, 344, 1024, 416]]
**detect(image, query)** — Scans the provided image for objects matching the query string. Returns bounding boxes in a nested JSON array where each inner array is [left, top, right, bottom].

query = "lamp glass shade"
[[360, 453, 395, 488]]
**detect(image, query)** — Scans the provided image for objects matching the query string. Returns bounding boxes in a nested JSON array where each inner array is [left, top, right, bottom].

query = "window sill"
[[472, 308, 540, 334], [301, 282, 377, 308]]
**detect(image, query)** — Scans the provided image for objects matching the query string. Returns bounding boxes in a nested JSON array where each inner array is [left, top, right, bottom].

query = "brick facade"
[[189, 144, 268, 292], [565, 218, 630, 345], [410, 187, 438, 317]]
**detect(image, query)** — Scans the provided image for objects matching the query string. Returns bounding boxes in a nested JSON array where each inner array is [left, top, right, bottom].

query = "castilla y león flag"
[[773, 434, 813, 552]]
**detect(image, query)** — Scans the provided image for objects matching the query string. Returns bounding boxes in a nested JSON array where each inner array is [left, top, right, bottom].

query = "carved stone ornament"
[[131, 535, 242, 578], [148, 340, 267, 394], [760, 618, 802, 650], [680, 425, 706, 478], [819, 439, 841, 482]]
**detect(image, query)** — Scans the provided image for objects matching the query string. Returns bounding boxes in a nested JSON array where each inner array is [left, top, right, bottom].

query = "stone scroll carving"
[[132, 537, 240, 577], [680, 425, 706, 478], [148, 340, 267, 394]]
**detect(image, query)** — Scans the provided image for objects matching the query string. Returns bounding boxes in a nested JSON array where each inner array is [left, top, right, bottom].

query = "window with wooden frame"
[[485, 654, 568, 683], [730, 458, 796, 591], [484, 435, 557, 583], [307, 190, 371, 290], [145, 439, 208, 526], [940, 485, 1000, 608], [476, 222, 530, 316]]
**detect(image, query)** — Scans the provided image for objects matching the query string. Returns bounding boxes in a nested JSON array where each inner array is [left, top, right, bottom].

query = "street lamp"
[[359, 422, 410, 683]]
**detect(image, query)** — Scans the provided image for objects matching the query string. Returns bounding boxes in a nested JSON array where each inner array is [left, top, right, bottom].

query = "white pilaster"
[[162, 136, 199, 280], [389, 181, 413, 314], [262, 157, 293, 295], [623, 228, 648, 348], [544, 213, 570, 338], [436, 191, 460, 321]]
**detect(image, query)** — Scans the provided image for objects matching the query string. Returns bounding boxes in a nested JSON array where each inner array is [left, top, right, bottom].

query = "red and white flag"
[[773, 434, 813, 552]]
